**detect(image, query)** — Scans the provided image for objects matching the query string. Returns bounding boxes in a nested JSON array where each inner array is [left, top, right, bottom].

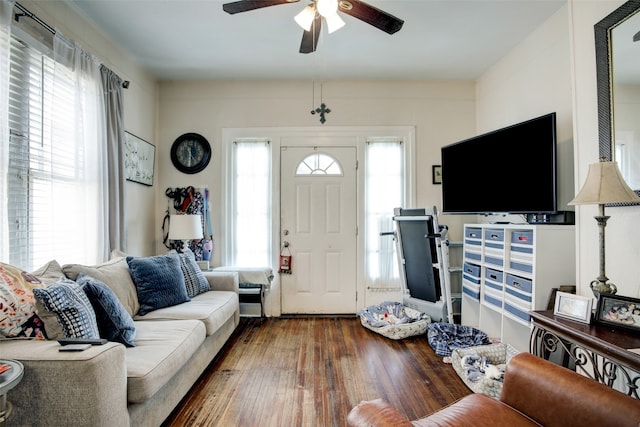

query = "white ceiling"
[[69, 0, 567, 81]]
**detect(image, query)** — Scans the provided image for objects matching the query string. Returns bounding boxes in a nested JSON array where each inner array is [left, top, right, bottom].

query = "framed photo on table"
[[594, 292, 640, 333], [554, 291, 592, 324]]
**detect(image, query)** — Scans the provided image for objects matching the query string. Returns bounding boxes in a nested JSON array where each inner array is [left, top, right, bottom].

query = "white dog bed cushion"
[[451, 342, 520, 399], [357, 301, 431, 340]]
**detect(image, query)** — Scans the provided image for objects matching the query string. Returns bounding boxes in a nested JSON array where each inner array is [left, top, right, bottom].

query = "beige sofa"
[[1, 256, 240, 427]]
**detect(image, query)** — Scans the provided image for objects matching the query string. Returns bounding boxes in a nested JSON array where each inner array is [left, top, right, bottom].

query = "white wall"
[[571, 0, 640, 299], [157, 79, 479, 269], [33, 0, 640, 305], [475, 4, 575, 222], [21, 0, 159, 257], [476, 0, 640, 300]]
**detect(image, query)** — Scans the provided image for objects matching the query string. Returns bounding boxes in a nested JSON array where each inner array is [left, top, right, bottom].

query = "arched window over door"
[[295, 153, 343, 176]]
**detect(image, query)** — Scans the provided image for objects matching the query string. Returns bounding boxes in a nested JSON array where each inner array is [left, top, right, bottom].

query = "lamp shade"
[[569, 161, 640, 205], [168, 215, 203, 241]]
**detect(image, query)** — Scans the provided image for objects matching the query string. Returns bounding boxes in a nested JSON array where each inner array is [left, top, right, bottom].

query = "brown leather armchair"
[[347, 352, 640, 427]]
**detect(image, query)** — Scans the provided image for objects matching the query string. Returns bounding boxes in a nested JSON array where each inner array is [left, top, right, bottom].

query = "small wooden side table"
[[0, 360, 24, 426]]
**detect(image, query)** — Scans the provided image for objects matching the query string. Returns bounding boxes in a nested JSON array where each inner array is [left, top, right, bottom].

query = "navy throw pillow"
[[77, 273, 136, 347], [126, 254, 189, 316]]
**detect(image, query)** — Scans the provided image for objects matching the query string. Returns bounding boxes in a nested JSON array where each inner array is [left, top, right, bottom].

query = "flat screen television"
[[441, 112, 557, 215]]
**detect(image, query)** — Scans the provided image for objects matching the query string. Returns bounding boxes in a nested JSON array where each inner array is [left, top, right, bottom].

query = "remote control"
[[59, 343, 91, 351], [58, 338, 108, 346]]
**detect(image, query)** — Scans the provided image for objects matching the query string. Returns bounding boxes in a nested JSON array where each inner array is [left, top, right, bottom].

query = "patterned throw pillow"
[[33, 278, 100, 339], [126, 254, 190, 316], [77, 273, 136, 346], [173, 249, 210, 297], [0, 262, 47, 339]]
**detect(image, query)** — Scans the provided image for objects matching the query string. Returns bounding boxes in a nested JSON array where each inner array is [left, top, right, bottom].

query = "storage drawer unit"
[[483, 228, 505, 267], [462, 262, 481, 300], [510, 229, 534, 273], [464, 227, 482, 262], [484, 287, 504, 310], [484, 268, 504, 292], [461, 223, 575, 352]]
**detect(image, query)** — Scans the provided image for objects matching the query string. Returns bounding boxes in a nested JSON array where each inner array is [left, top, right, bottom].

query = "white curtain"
[[43, 33, 107, 264], [232, 139, 271, 267], [365, 140, 404, 290], [0, 0, 14, 261]]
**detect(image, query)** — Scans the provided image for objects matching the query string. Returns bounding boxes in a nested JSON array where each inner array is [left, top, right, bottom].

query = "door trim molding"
[[221, 126, 416, 316]]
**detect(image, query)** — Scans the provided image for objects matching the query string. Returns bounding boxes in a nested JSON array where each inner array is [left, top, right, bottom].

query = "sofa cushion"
[[63, 257, 140, 317], [127, 254, 190, 316], [134, 290, 239, 336], [77, 273, 136, 347], [33, 278, 100, 339], [32, 260, 65, 284], [173, 249, 210, 297], [32, 260, 67, 339], [0, 262, 47, 339], [125, 319, 206, 403]]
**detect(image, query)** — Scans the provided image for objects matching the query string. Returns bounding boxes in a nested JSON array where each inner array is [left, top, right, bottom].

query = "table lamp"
[[569, 160, 640, 298], [168, 214, 203, 253]]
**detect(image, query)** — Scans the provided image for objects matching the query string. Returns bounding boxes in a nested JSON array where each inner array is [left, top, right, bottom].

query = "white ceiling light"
[[295, 0, 344, 34], [317, 0, 338, 18], [325, 13, 345, 34], [294, 5, 315, 31]]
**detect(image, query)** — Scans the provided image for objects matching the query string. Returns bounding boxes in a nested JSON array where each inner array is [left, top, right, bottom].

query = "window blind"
[[6, 34, 81, 270]]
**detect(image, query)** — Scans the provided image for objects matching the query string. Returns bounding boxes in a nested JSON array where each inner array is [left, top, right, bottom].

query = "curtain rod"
[[14, 2, 55, 35], [13, 2, 130, 89]]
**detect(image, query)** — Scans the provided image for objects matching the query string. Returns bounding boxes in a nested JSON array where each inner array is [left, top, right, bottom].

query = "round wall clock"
[[170, 133, 211, 174]]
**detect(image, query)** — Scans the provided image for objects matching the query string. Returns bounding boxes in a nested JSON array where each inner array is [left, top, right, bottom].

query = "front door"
[[280, 146, 357, 314]]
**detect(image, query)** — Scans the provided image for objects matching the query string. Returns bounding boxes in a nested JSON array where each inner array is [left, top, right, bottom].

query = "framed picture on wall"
[[432, 165, 442, 185], [124, 132, 155, 186], [594, 292, 640, 333]]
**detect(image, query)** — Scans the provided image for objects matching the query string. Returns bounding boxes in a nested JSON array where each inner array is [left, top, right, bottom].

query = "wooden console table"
[[530, 310, 640, 399]]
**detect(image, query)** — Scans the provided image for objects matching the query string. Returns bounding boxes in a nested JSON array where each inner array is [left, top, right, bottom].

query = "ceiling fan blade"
[[223, 0, 300, 15], [338, 0, 404, 34], [299, 14, 322, 54]]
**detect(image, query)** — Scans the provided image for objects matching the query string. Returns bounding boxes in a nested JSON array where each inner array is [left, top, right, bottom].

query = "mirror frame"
[[595, 0, 640, 201]]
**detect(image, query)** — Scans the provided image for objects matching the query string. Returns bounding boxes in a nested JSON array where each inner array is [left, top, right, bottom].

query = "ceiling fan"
[[222, 0, 404, 54]]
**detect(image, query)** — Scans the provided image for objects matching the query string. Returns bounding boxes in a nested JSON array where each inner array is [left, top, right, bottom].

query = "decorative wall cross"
[[311, 103, 331, 124]]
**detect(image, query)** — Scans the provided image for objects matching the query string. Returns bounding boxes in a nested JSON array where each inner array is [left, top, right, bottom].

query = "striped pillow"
[[33, 278, 100, 339], [174, 249, 210, 297]]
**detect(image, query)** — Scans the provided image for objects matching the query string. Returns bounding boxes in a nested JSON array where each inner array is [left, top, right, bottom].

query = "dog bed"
[[427, 322, 492, 357], [357, 301, 431, 340], [451, 342, 520, 399]]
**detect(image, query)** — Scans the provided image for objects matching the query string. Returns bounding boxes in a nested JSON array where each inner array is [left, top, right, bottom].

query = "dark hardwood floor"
[[162, 317, 471, 427]]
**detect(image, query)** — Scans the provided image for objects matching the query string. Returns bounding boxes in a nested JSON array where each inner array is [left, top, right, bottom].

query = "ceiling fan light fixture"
[[294, 5, 316, 31], [317, 0, 338, 18], [326, 13, 345, 33]]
